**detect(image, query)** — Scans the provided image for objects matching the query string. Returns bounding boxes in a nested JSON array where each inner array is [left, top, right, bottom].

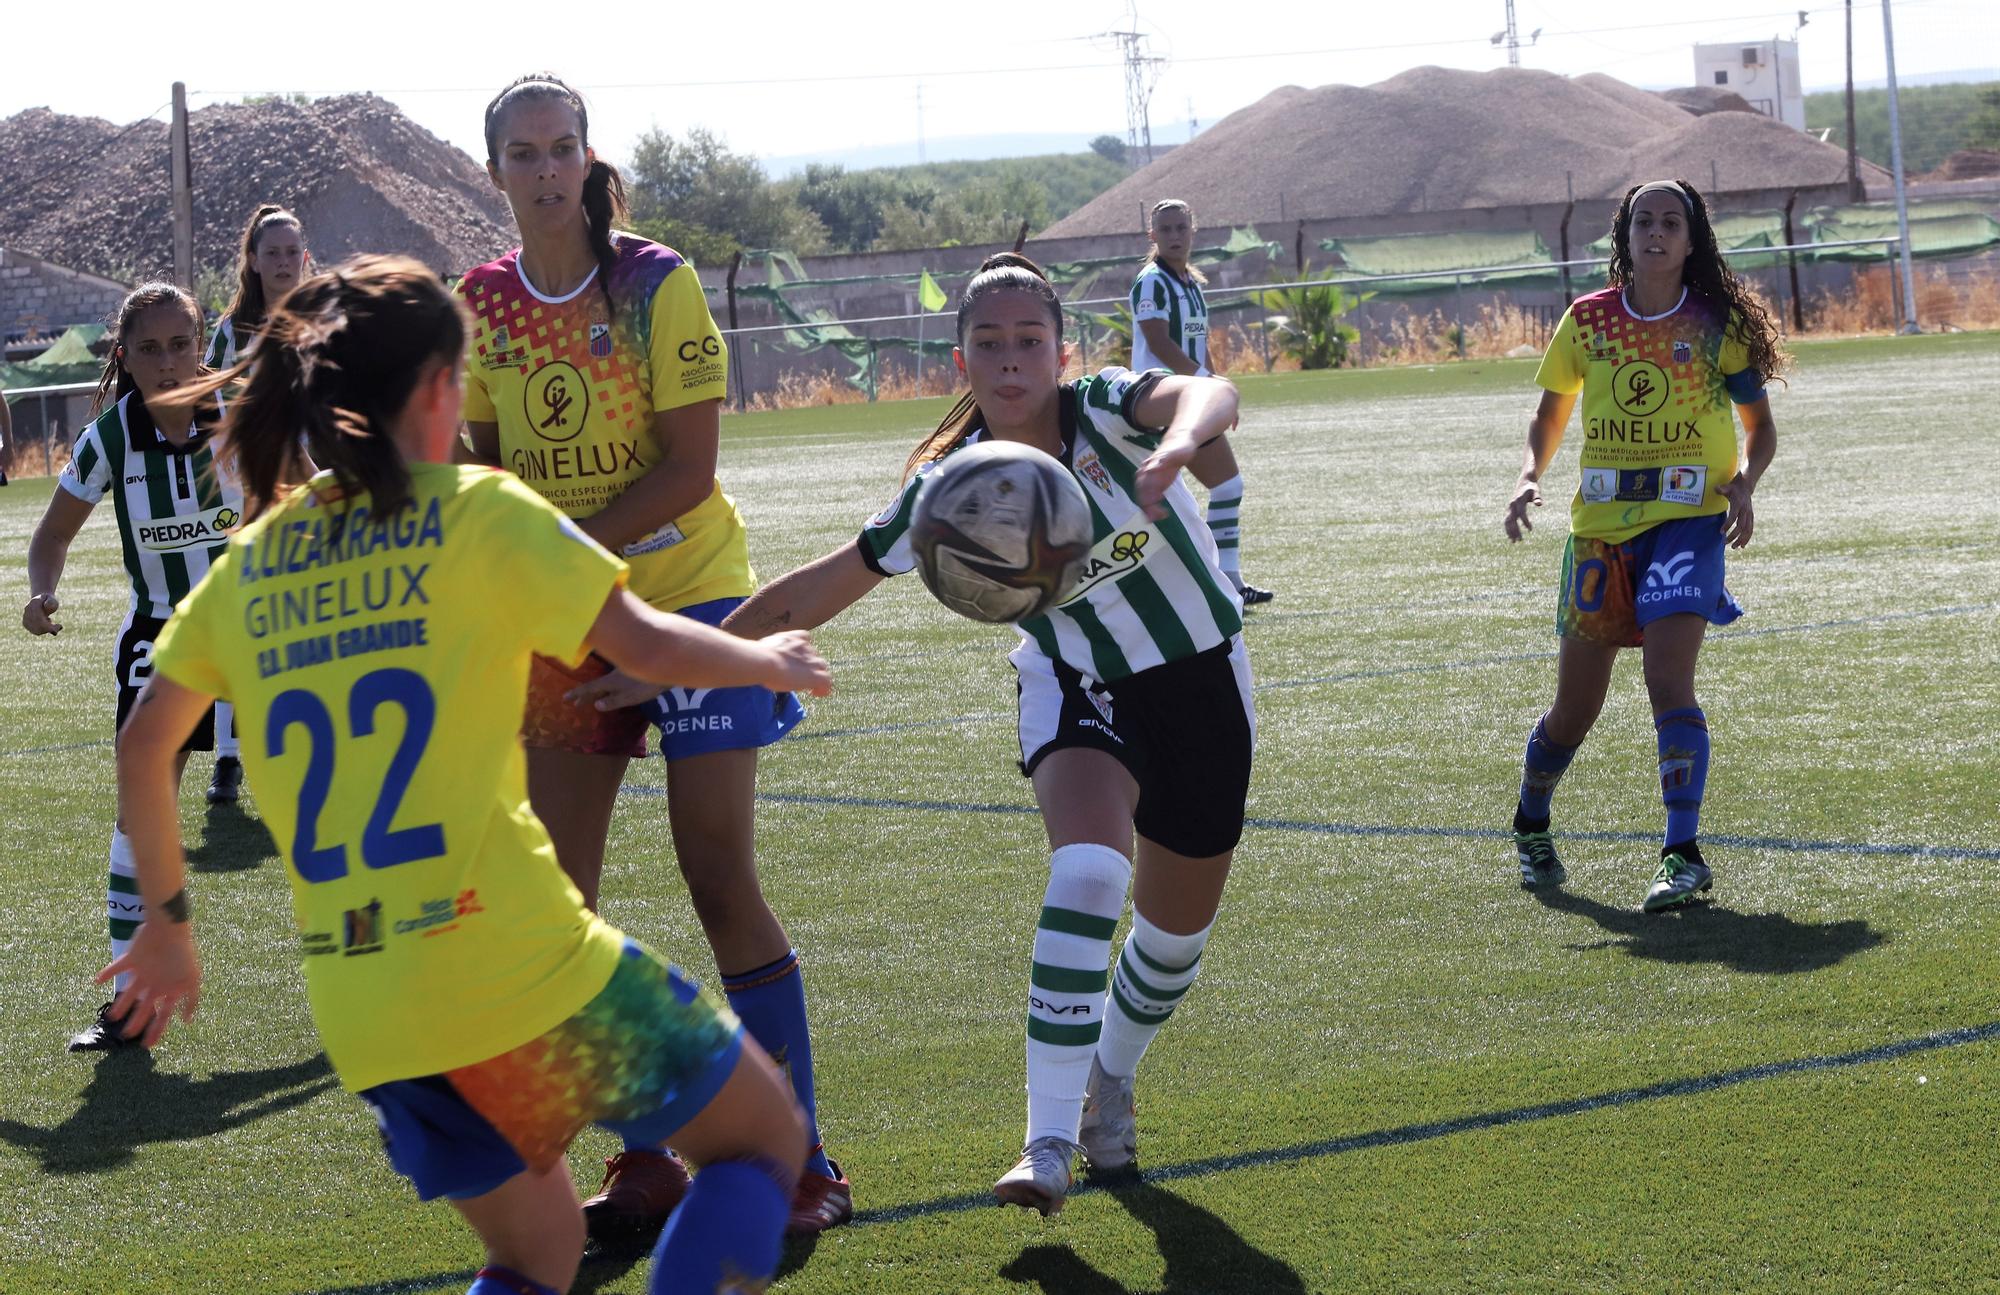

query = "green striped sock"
[[1024, 843, 1130, 1146], [1097, 910, 1212, 1078]]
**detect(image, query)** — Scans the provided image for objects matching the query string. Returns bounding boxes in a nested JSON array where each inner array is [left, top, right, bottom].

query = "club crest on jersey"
[[1672, 339, 1693, 364], [589, 323, 613, 358], [1074, 450, 1114, 496]]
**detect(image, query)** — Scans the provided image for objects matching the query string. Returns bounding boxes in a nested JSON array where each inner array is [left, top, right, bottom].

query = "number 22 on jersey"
[[266, 666, 446, 883]]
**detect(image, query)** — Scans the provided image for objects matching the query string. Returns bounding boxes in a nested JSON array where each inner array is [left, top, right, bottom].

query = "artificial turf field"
[[1, 331, 1995, 1294]]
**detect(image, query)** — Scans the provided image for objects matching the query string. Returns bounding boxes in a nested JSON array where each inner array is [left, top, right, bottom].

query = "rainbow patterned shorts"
[[360, 942, 743, 1200]]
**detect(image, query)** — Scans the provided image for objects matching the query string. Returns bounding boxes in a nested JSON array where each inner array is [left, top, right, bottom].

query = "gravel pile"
[[1043, 66, 1890, 237], [0, 95, 515, 285]]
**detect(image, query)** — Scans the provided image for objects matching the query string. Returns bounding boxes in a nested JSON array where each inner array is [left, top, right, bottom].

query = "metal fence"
[[0, 236, 1936, 477]]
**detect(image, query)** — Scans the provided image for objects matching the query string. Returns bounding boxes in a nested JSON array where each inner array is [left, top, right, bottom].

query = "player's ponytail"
[[1608, 179, 1788, 387], [192, 256, 465, 522], [581, 157, 631, 316], [485, 74, 628, 318], [904, 254, 1066, 479], [91, 283, 204, 416]]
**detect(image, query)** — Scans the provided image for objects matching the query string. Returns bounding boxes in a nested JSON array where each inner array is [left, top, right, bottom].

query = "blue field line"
[[846, 1018, 2000, 1227], [722, 789, 2000, 861], [298, 1017, 2000, 1291], [6, 602, 1992, 764]]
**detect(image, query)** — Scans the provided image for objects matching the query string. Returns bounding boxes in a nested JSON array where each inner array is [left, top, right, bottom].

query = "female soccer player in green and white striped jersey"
[[714, 253, 1254, 1215], [1129, 198, 1273, 606], [193, 204, 306, 801], [204, 204, 309, 370], [22, 282, 243, 1053]]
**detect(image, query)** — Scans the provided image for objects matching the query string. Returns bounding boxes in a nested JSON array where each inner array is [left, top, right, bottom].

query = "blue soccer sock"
[[467, 1266, 558, 1295], [1516, 715, 1581, 830], [649, 1158, 790, 1295], [1655, 706, 1711, 849], [722, 950, 832, 1178]]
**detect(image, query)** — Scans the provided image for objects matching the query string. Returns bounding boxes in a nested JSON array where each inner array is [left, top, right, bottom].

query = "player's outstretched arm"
[[724, 542, 885, 638], [100, 674, 212, 1046], [1130, 375, 1240, 519], [586, 587, 833, 699], [1504, 390, 1576, 542], [23, 487, 94, 634]]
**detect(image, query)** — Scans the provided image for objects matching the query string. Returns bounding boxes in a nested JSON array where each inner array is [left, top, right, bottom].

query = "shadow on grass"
[[1000, 1179, 1306, 1295], [573, 1211, 821, 1289], [0, 1049, 335, 1174], [1531, 887, 1887, 973], [189, 799, 279, 873]]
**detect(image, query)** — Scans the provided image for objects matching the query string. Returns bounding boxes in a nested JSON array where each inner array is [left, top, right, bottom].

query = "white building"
[[1693, 38, 1806, 132]]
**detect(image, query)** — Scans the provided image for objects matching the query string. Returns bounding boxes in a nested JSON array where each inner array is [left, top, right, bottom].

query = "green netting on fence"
[[1319, 229, 1570, 293], [1, 324, 107, 396], [1810, 212, 2000, 261]]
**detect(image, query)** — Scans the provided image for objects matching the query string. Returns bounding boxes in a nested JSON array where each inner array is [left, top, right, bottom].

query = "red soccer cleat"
[[787, 1155, 853, 1234], [582, 1148, 691, 1245]]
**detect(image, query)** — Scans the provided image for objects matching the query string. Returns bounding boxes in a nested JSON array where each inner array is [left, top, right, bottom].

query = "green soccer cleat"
[[1515, 830, 1567, 888], [1643, 852, 1713, 912]]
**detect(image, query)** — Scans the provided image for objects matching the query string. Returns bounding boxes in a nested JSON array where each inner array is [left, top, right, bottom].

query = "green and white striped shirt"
[[1129, 262, 1209, 375], [61, 392, 241, 619], [203, 315, 245, 370], [859, 368, 1241, 683]]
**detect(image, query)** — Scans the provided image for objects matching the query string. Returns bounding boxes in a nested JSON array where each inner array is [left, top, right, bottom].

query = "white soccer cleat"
[[993, 1136, 1080, 1216], [1078, 1057, 1139, 1177]]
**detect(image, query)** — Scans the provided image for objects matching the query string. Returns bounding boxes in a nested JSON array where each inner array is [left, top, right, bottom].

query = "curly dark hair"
[[1606, 179, 1789, 389]]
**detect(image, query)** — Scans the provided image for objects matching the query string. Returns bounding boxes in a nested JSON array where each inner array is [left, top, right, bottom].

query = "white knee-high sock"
[[1097, 909, 1214, 1079], [1205, 473, 1244, 581], [214, 701, 239, 758], [1024, 843, 1131, 1147], [107, 829, 142, 992]]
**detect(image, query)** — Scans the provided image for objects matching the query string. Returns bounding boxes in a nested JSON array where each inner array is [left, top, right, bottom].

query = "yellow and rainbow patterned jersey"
[[1535, 285, 1765, 544], [151, 463, 631, 1091], [457, 235, 753, 610]]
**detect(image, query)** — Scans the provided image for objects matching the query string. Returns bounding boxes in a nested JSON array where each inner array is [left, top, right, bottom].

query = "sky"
[[5, 0, 1995, 175]]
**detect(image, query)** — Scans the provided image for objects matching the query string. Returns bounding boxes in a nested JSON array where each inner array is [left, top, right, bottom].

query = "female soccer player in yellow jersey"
[[706, 254, 1252, 1216], [21, 283, 241, 1054], [455, 74, 850, 1236], [103, 257, 831, 1295], [1504, 178, 1782, 912]]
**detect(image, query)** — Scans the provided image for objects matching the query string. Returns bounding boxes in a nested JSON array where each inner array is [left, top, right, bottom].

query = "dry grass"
[[1803, 262, 2000, 335], [725, 267, 2000, 408]]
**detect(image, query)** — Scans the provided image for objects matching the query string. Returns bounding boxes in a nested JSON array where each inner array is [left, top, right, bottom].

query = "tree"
[[624, 127, 827, 258], [1253, 262, 1373, 369], [784, 164, 924, 253], [1089, 134, 1128, 165], [1969, 86, 2000, 150]]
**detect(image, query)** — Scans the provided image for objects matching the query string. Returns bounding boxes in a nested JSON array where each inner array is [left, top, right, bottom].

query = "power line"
[[191, 5, 1897, 99]]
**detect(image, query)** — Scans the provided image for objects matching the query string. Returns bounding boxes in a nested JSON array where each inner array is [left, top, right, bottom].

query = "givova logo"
[[136, 504, 240, 553], [1646, 551, 1696, 589]]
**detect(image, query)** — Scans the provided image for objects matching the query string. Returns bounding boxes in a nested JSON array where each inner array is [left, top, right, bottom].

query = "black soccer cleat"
[[68, 1002, 147, 1054], [207, 755, 243, 805], [1238, 583, 1276, 607]]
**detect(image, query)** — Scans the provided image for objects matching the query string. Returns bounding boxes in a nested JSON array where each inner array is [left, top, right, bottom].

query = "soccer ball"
[[910, 441, 1094, 624]]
